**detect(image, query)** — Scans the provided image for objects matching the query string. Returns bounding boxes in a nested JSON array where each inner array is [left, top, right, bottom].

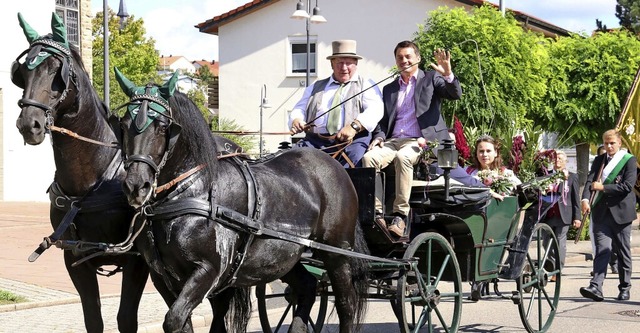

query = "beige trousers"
[[362, 138, 421, 216]]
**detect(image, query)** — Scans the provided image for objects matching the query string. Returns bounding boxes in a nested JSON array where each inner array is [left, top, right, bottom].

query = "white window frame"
[[287, 36, 318, 78]]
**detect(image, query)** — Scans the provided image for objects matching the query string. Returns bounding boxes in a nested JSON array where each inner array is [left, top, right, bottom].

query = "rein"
[[155, 164, 206, 194], [49, 124, 119, 148]]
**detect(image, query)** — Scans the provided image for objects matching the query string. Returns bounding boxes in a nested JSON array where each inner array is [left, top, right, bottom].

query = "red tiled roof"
[[195, 0, 569, 37], [193, 60, 219, 76], [158, 55, 185, 67]]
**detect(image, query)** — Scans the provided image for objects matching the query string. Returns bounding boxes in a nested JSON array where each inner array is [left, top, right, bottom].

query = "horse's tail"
[[351, 221, 370, 331], [226, 287, 251, 333]]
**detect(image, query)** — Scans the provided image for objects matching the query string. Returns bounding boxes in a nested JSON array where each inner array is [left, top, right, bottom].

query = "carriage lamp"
[[259, 84, 272, 157], [437, 139, 458, 200]]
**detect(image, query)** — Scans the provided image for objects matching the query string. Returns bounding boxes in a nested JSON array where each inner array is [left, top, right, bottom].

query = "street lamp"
[[103, 0, 129, 107], [259, 84, 272, 157], [291, 0, 327, 87]]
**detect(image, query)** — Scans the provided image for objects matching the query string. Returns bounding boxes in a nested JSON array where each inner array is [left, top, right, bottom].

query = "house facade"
[[197, 0, 568, 155], [0, 0, 93, 201]]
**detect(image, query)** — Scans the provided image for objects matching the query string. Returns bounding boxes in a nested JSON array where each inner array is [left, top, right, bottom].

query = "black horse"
[[12, 13, 149, 332], [115, 69, 370, 333]]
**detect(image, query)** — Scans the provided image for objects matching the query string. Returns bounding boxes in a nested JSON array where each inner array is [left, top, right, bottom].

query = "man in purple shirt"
[[362, 40, 478, 237]]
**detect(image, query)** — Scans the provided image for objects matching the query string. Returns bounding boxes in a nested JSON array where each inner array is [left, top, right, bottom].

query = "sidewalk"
[[0, 201, 638, 332]]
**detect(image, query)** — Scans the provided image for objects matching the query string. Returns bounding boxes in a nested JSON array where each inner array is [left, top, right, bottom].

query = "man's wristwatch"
[[350, 121, 362, 132]]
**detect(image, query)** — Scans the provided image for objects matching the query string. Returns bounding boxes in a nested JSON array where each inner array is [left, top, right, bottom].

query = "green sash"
[[592, 152, 633, 206]]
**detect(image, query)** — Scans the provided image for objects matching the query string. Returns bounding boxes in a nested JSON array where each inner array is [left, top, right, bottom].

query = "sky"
[[92, 0, 620, 62]]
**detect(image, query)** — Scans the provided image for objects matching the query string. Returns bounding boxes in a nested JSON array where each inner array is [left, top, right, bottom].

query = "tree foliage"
[[542, 29, 640, 145], [414, 5, 640, 183], [414, 5, 549, 135], [92, 9, 160, 112], [616, 0, 640, 34]]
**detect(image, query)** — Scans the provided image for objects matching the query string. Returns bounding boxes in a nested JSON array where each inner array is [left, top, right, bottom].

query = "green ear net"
[[51, 12, 69, 49], [17, 12, 69, 49], [159, 71, 179, 100], [17, 13, 40, 44], [114, 67, 138, 98]]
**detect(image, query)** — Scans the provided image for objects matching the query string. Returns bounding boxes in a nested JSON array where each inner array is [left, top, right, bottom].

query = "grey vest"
[[305, 76, 365, 133]]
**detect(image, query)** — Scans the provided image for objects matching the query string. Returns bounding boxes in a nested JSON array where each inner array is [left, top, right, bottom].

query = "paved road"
[[237, 255, 640, 333], [0, 201, 639, 332]]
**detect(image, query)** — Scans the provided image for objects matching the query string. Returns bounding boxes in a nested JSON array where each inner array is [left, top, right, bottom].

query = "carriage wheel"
[[395, 232, 462, 333], [255, 281, 328, 333], [516, 223, 561, 333]]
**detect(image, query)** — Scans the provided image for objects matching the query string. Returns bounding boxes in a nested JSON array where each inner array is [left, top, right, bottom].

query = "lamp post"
[[291, 0, 327, 87], [103, 0, 129, 107], [437, 139, 458, 201], [259, 84, 272, 157]]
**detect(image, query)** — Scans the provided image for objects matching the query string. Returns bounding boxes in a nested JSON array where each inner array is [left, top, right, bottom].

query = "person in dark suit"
[[579, 129, 636, 302], [541, 150, 581, 281], [589, 145, 619, 275], [362, 40, 480, 237]]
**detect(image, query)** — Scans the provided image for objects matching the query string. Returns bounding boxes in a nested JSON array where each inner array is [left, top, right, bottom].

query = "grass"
[[0, 289, 27, 305]]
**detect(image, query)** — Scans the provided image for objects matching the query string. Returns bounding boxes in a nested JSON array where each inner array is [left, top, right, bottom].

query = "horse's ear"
[[114, 67, 137, 97], [159, 71, 179, 100], [51, 12, 69, 49], [17, 13, 40, 44]]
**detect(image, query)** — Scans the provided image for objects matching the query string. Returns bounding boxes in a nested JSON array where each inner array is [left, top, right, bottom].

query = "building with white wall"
[[196, 0, 568, 155]]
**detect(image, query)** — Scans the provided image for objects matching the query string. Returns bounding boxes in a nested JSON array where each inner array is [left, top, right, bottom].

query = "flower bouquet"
[[476, 168, 517, 195]]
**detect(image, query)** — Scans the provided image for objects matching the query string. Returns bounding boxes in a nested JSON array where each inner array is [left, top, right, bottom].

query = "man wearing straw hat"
[[289, 40, 383, 167]]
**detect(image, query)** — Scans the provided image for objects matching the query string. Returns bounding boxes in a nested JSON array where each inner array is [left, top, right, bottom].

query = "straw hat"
[[326, 40, 363, 60]]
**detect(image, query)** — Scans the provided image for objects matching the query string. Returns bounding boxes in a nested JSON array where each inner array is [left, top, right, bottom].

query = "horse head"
[[115, 67, 181, 208], [13, 12, 79, 145]]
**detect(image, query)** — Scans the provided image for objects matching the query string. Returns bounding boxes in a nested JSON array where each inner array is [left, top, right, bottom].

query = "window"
[[289, 37, 317, 77], [55, 0, 79, 47]]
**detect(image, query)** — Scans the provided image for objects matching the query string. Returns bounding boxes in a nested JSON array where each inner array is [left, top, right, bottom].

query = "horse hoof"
[[289, 317, 308, 333]]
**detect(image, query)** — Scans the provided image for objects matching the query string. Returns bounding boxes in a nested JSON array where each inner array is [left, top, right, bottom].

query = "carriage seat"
[[409, 178, 492, 211]]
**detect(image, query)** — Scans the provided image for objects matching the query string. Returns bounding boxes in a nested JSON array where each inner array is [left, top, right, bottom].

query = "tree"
[[414, 5, 549, 137], [92, 9, 160, 112], [616, 0, 640, 34], [414, 5, 551, 180]]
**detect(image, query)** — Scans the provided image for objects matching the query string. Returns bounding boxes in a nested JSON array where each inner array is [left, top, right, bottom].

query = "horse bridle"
[[13, 37, 77, 133], [120, 86, 182, 203]]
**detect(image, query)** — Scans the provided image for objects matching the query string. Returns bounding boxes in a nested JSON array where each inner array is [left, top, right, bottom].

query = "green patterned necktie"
[[327, 82, 346, 134]]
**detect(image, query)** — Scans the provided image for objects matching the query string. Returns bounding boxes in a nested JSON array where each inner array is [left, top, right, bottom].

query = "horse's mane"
[[168, 91, 218, 184]]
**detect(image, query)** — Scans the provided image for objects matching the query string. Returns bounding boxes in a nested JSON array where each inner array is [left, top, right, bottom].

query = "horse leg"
[[64, 251, 103, 332], [207, 288, 235, 333], [117, 256, 150, 333], [148, 271, 195, 332], [163, 265, 218, 333], [322, 254, 366, 333], [280, 262, 318, 333]]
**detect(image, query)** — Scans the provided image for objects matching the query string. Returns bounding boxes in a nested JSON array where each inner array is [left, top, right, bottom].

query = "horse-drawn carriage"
[[12, 13, 561, 333], [255, 167, 561, 333]]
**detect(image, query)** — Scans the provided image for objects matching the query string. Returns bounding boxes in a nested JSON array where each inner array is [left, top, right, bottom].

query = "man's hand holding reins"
[[336, 126, 356, 142], [290, 118, 307, 135]]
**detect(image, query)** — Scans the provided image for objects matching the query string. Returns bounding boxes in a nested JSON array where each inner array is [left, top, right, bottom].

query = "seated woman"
[[465, 135, 521, 201]]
